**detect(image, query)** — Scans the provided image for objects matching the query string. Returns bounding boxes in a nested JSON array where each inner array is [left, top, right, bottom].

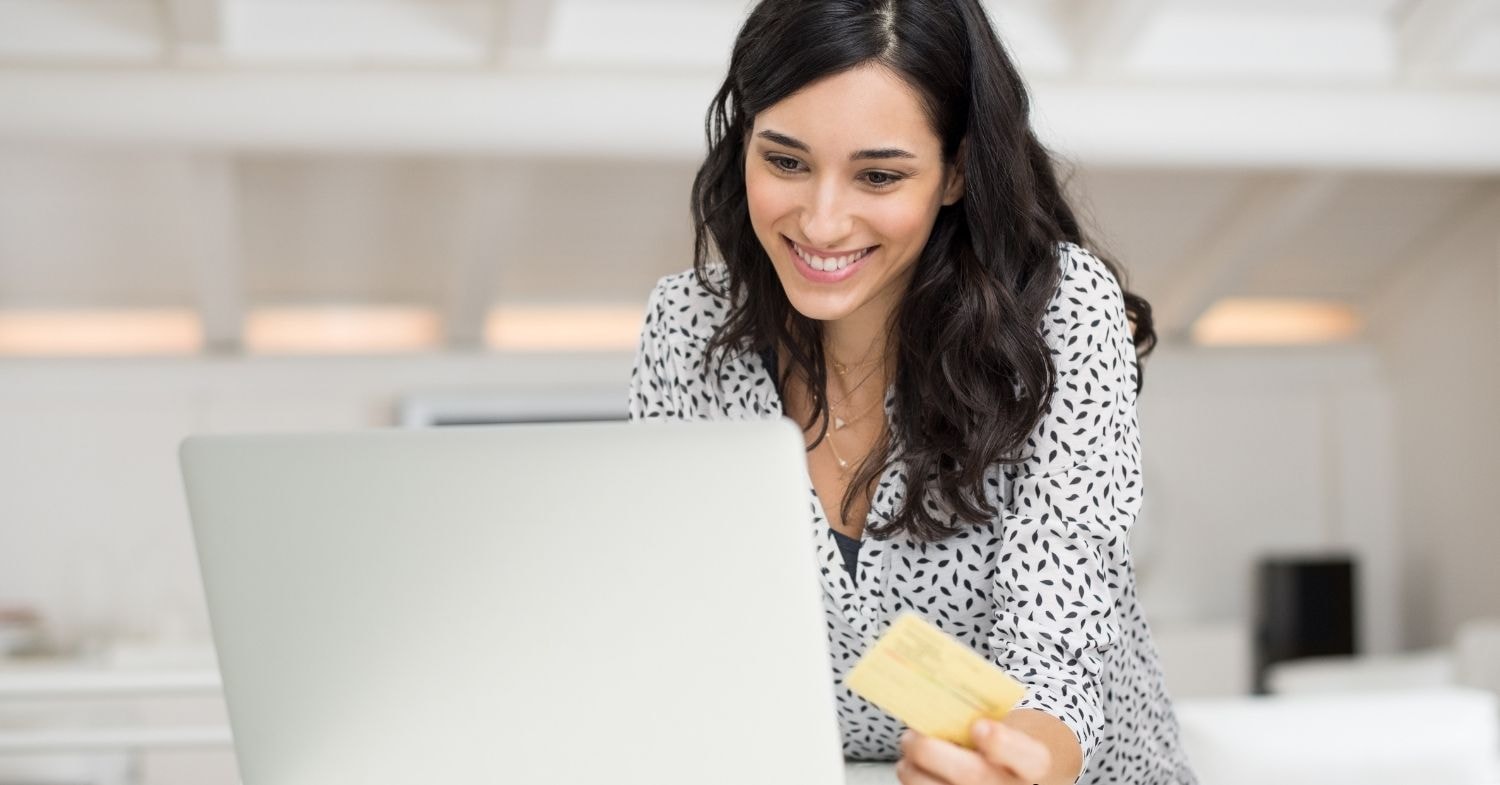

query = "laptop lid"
[[180, 419, 844, 785]]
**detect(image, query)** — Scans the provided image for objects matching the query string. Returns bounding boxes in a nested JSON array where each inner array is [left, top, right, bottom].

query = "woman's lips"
[[785, 237, 876, 284]]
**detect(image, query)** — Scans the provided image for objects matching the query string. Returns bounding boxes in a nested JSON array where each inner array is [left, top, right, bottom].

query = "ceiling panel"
[[1156, 0, 1404, 11], [0, 0, 161, 61], [1059, 167, 1251, 302], [480, 158, 698, 303], [985, 0, 1073, 77], [0, 150, 200, 308], [547, 0, 743, 69], [1244, 173, 1482, 299], [221, 0, 493, 64], [238, 155, 698, 307], [1124, 5, 1395, 81], [1452, 25, 1500, 78], [240, 156, 464, 304]]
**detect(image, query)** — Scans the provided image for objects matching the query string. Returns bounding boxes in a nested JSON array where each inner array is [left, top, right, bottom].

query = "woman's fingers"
[[969, 719, 1051, 783], [899, 729, 1006, 785], [895, 756, 951, 785]]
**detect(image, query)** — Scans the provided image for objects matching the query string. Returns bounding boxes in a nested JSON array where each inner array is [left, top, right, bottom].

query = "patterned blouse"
[[627, 241, 1198, 784]]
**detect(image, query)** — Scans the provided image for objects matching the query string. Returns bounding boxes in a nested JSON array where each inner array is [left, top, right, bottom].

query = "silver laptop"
[[179, 419, 846, 785]]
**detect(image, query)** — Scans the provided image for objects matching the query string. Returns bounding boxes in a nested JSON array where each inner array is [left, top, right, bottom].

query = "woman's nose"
[[800, 180, 854, 249]]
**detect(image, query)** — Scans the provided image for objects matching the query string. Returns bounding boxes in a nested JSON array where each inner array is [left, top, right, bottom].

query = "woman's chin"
[[782, 289, 861, 323]]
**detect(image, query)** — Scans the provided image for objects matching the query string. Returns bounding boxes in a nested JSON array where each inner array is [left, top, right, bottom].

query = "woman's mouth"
[[785, 237, 877, 283]]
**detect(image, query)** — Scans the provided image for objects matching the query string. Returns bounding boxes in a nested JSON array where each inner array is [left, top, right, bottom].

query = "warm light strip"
[[1192, 298, 1363, 346], [484, 305, 645, 351], [0, 308, 203, 356], [245, 305, 441, 354]]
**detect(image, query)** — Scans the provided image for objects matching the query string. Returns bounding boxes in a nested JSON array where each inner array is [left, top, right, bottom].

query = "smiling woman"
[[631, 1, 1198, 784]]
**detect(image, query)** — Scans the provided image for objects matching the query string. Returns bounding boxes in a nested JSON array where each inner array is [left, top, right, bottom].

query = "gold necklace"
[[834, 393, 885, 431], [825, 436, 854, 475], [829, 344, 884, 378], [832, 356, 879, 376], [823, 360, 889, 476], [829, 360, 881, 411], [824, 406, 886, 475]]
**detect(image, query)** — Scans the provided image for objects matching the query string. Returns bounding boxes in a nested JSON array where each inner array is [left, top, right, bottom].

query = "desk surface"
[[1, 659, 905, 782], [0, 664, 220, 698], [844, 762, 899, 784]]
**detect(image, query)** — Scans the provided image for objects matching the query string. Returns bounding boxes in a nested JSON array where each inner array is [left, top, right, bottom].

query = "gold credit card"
[[844, 612, 1027, 748]]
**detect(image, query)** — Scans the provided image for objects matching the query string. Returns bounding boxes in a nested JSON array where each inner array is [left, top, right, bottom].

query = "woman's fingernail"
[[901, 729, 914, 744], [972, 719, 992, 738]]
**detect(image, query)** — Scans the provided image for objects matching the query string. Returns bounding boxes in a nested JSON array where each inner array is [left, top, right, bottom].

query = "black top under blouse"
[[829, 527, 862, 585]]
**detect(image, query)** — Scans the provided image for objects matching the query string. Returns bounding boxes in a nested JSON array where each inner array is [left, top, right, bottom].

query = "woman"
[[629, 1, 1197, 783]]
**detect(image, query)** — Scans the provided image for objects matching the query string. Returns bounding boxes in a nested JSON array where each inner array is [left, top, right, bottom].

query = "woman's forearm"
[[1001, 709, 1084, 785]]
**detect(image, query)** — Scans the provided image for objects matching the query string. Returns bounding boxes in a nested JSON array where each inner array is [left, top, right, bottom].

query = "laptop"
[[179, 419, 846, 785]]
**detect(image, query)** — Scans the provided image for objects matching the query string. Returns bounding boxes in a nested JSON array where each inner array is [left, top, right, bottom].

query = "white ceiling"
[[2, 0, 1496, 80], [0, 1, 1497, 167], [0, 0, 1496, 349]]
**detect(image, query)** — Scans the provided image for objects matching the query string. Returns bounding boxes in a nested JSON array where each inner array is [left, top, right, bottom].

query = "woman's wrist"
[[1001, 709, 1084, 785]]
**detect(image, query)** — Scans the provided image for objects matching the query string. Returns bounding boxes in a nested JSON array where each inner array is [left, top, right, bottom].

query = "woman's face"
[[745, 63, 963, 330]]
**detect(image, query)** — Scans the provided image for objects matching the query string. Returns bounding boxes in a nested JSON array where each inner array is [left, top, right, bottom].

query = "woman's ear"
[[941, 138, 967, 206]]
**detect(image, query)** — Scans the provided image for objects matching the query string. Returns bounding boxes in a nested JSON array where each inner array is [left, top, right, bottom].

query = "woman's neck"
[[822, 297, 895, 372], [821, 260, 915, 371]]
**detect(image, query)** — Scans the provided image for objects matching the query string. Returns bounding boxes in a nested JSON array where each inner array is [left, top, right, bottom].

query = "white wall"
[[1368, 195, 1500, 649]]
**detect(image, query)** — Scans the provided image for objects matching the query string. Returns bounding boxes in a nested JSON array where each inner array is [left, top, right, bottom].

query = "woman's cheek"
[[868, 191, 935, 249], [744, 169, 788, 231]]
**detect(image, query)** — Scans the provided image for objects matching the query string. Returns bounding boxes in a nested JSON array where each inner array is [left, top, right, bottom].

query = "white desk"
[[0, 665, 220, 699], [0, 659, 901, 782], [0, 659, 230, 757], [0, 727, 233, 754], [844, 762, 900, 784]]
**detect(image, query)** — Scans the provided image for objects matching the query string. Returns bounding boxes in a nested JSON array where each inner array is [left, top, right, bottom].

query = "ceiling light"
[[0, 308, 202, 356], [245, 305, 441, 354], [484, 304, 644, 351], [1192, 298, 1363, 346]]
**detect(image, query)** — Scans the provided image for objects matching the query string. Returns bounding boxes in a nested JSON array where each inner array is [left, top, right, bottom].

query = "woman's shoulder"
[[643, 264, 735, 344], [1052, 240, 1124, 307], [1044, 240, 1130, 339]]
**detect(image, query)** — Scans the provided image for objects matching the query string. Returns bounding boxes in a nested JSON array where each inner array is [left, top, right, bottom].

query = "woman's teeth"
[[794, 243, 873, 272]]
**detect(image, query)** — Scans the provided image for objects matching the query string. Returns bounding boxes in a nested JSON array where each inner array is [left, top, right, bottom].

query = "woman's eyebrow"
[[851, 147, 917, 161], [755, 130, 917, 161]]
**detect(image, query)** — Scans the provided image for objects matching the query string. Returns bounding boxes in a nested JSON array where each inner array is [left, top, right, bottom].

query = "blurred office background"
[[0, 1, 1498, 783]]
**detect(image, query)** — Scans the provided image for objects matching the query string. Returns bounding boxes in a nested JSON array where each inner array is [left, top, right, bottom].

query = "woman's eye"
[[863, 171, 903, 188], [766, 154, 803, 173]]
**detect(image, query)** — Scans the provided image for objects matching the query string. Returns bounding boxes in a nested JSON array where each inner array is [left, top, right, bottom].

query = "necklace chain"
[[773, 341, 891, 478], [823, 401, 885, 476], [823, 354, 889, 477], [829, 359, 881, 409], [829, 338, 885, 377]]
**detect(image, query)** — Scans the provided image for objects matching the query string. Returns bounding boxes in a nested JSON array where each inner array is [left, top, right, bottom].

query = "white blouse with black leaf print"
[[628, 241, 1198, 784]]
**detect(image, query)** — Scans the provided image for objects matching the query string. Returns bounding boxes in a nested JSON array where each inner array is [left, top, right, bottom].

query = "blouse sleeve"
[[986, 246, 1143, 768], [628, 277, 681, 421]]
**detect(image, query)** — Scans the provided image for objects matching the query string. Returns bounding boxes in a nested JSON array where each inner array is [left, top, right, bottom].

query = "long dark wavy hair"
[[691, 0, 1157, 542]]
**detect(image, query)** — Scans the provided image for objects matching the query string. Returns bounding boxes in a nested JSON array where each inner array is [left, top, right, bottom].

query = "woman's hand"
[[896, 719, 1052, 785]]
